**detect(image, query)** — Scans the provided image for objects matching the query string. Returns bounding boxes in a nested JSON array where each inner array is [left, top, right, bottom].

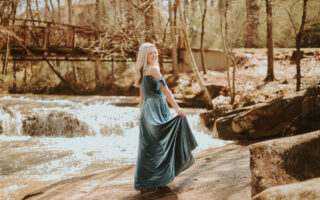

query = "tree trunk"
[[296, 0, 308, 92], [49, 0, 55, 22], [57, 0, 61, 23], [96, 0, 101, 27], [45, 59, 68, 84], [127, 0, 155, 42], [264, 0, 275, 82], [44, 0, 50, 21], [174, 1, 179, 48], [24, 63, 27, 83], [223, 1, 236, 104], [95, 57, 101, 88], [13, 61, 16, 91], [143, 1, 155, 42], [200, 0, 208, 74], [3, 33, 10, 75], [219, 0, 231, 98], [169, 0, 179, 79], [177, 0, 213, 110], [95, 0, 101, 87], [27, 0, 35, 21], [184, 0, 189, 20], [67, 0, 72, 24], [35, 0, 41, 20], [210, 0, 215, 7], [73, 67, 79, 83], [245, 0, 260, 47], [2, 0, 17, 75], [112, 0, 118, 25], [111, 57, 115, 79]]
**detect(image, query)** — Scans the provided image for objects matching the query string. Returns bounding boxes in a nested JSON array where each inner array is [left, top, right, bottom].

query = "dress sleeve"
[[159, 77, 167, 87]]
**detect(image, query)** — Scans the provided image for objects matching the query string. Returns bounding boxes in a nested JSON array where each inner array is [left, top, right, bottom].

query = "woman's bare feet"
[[136, 189, 149, 193]]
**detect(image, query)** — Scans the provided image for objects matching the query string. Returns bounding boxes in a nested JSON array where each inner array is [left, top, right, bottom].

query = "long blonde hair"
[[134, 43, 158, 87]]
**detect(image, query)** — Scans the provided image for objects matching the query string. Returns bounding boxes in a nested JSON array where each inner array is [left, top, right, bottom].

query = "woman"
[[134, 42, 198, 192]]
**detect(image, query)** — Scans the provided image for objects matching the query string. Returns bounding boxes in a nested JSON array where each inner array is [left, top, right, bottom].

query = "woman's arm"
[[139, 85, 143, 113], [161, 86, 184, 114], [149, 67, 186, 116]]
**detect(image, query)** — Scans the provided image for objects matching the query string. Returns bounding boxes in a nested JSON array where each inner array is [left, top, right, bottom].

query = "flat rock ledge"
[[250, 130, 320, 197], [22, 143, 251, 200]]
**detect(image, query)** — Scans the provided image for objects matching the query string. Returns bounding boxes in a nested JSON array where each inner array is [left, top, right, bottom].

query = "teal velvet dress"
[[134, 75, 198, 189]]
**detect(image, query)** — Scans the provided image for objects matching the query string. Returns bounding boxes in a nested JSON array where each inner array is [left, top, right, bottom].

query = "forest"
[[1, 1, 320, 200], [0, 0, 319, 107]]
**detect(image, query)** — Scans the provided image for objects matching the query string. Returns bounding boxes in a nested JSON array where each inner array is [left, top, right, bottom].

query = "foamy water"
[[0, 95, 231, 199]]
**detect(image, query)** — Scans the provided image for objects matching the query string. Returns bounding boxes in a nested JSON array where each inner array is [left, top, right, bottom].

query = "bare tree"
[[57, 0, 61, 23], [49, 0, 55, 22], [96, 0, 101, 27], [127, 0, 156, 42], [245, 0, 260, 47], [200, 0, 208, 74], [2, 0, 18, 75], [219, 0, 231, 97], [218, 0, 244, 105], [35, 0, 41, 20], [295, 0, 309, 91], [169, 0, 179, 79], [95, 0, 102, 88], [176, 0, 213, 110], [264, 0, 275, 81], [67, 0, 72, 24], [210, 0, 215, 7]]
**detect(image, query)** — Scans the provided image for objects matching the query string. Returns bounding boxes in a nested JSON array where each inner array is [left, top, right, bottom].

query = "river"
[[0, 94, 230, 200]]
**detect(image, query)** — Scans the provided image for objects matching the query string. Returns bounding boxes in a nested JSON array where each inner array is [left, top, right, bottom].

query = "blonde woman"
[[134, 43, 198, 192]]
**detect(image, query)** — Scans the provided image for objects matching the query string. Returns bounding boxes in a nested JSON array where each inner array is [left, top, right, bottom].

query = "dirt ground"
[[22, 143, 251, 200]]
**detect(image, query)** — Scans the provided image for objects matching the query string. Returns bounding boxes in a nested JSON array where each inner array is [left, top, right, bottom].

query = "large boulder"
[[22, 111, 93, 137], [252, 177, 320, 200], [213, 90, 320, 140], [249, 130, 320, 197], [180, 84, 227, 108]]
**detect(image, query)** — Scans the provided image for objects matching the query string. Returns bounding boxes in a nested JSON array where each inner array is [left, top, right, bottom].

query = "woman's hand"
[[175, 107, 186, 117]]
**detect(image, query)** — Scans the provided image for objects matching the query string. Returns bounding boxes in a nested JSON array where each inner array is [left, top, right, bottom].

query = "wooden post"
[[13, 61, 16, 91], [94, 57, 101, 88], [3, 34, 10, 75], [24, 63, 27, 83], [176, 0, 213, 110], [47, 23, 50, 49], [72, 26, 75, 56], [24, 22, 27, 48], [111, 57, 115, 79]]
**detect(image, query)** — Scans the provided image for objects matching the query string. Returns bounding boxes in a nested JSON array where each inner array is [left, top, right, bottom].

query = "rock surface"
[[22, 143, 251, 200], [249, 130, 320, 197], [213, 90, 320, 140], [252, 177, 320, 200]]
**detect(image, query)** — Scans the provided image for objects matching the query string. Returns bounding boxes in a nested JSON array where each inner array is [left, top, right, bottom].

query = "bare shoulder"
[[149, 66, 162, 80]]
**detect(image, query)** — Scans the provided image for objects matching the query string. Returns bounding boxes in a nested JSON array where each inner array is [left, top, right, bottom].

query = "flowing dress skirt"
[[134, 75, 198, 189]]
